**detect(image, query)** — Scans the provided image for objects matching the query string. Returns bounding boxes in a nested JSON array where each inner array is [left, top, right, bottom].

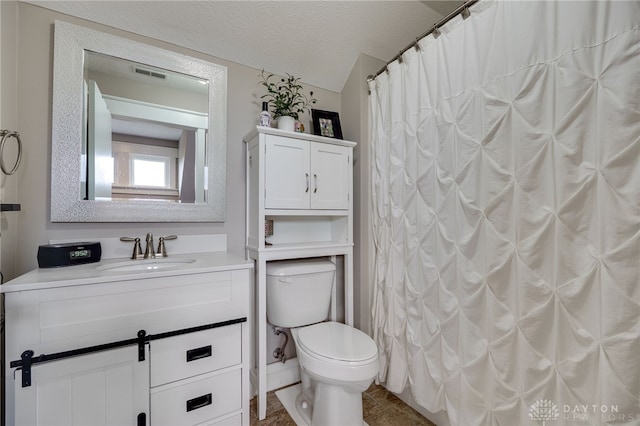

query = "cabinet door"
[[14, 346, 149, 426], [310, 142, 350, 209], [265, 135, 310, 209]]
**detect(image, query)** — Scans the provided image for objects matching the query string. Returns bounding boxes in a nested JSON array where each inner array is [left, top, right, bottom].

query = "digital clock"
[[37, 242, 102, 268], [69, 249, 90, 259]]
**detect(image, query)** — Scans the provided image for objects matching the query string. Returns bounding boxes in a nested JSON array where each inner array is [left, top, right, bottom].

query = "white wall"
[[0, 0, 19, 282], [0, 1, 20, 420], [4, 2, 341, 279]]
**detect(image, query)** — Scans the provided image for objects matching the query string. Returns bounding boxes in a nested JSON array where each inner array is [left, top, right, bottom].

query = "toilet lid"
[[297, 322, 378, 362]]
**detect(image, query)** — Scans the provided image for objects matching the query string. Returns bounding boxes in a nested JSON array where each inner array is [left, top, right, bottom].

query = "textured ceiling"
[[22, 1, 463, 92]]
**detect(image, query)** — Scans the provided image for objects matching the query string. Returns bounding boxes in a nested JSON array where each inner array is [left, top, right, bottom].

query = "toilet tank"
[[266, 259, 336, 328]]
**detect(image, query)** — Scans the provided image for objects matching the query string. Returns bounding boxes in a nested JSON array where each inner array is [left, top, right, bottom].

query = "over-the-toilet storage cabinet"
[[243, 127, 356, 420]]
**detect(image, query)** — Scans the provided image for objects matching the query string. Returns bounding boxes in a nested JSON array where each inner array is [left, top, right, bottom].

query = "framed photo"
[[312, 109, 343, 139]]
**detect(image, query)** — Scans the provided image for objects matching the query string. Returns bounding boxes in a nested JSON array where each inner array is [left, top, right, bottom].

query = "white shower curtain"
[[369, 1, 640, 425]]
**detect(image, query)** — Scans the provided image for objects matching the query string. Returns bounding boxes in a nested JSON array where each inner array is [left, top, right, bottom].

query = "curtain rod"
[[367, 0, 479, 82]]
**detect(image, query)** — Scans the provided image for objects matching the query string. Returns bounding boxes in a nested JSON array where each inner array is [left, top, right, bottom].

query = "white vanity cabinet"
[[244, 127, 356, 420], [2, 252, 252, 426], [265, 135, 350, 210]]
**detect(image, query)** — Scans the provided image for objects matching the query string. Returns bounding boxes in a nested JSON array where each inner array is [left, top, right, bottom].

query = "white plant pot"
[[277, 116, 296, 132]]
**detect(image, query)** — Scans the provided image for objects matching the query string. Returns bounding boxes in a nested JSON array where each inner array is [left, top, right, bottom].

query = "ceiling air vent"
[[134, 67, 167, 80]]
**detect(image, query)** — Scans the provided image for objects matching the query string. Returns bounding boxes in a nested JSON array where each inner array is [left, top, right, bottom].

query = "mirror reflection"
[[83, 51, 209, 203]]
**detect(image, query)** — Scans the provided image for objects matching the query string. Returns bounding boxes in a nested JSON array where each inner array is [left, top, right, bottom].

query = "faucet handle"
[[157, 235, 177, 258], [120, 237, 143, 260]]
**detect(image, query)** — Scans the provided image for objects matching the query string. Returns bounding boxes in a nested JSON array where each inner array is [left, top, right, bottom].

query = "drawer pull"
[[186, 345, 212, 362], [137, 412, 146, 426], [186, 393, 212, 412]]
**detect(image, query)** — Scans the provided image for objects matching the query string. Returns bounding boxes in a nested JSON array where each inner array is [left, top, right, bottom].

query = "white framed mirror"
[[51, 21, 227, 222]]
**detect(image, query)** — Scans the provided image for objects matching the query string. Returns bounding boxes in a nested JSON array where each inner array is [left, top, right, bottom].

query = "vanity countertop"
[[1, 251, 253, 293]]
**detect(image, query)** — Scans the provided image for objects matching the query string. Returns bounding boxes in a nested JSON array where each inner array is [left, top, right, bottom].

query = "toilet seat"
[[292, 321, 379, 384], [298, 321, 378, 363], [297, 322, 378, 363]]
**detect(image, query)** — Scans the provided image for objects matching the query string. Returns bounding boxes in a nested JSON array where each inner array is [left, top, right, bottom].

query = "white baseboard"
[[250, 357, 301, 396], [268, 358, 301, 391]]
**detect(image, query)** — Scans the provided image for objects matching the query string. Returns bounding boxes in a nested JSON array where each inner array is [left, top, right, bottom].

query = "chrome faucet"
[[121, 233, 177, 259], [144, 233, 156, 259]]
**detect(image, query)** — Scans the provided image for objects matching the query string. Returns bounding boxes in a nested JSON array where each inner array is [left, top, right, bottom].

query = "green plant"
[[259, 70, 317, 119]]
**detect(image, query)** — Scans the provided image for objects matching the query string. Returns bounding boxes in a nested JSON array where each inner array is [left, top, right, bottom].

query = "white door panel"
[[310, 143, 349, 210], [265, 135, 310, 209], [14, 345, 149, 426]]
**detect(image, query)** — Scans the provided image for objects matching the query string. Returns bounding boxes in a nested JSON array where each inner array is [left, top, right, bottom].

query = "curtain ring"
[[0, 130, 23, 175]]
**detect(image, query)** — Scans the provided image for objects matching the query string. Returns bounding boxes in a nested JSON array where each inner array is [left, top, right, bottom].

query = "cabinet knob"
[[305, 173, 310, 193], [314, 174, 318, 193]]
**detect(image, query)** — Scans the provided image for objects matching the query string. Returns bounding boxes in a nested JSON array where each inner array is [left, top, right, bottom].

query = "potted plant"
[[259, 69, 317, 131]]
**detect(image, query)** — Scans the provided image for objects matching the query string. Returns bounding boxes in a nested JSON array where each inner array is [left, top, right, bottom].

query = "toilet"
[[266, 258, 379, 426]]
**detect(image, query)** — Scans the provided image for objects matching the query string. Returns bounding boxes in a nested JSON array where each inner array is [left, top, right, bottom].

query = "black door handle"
[[186, 345, 212, 362], [186, 393, 212, 412]]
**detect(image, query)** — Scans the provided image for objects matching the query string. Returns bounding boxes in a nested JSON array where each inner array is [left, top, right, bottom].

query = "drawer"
[[151, 368, 242, 426], [151, 324, 241, 387]]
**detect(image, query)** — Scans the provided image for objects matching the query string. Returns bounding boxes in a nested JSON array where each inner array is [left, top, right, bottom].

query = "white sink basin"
[[97, 258, 197, 272]]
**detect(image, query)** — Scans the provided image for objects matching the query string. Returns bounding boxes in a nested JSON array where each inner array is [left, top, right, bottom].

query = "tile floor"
[[250, 383, 437, 426]]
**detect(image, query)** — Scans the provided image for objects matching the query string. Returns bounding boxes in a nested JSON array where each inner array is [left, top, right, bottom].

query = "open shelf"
[[264, 209, 349, 217], [246, 241, 353, 257], [264, 215, 349, 247]]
